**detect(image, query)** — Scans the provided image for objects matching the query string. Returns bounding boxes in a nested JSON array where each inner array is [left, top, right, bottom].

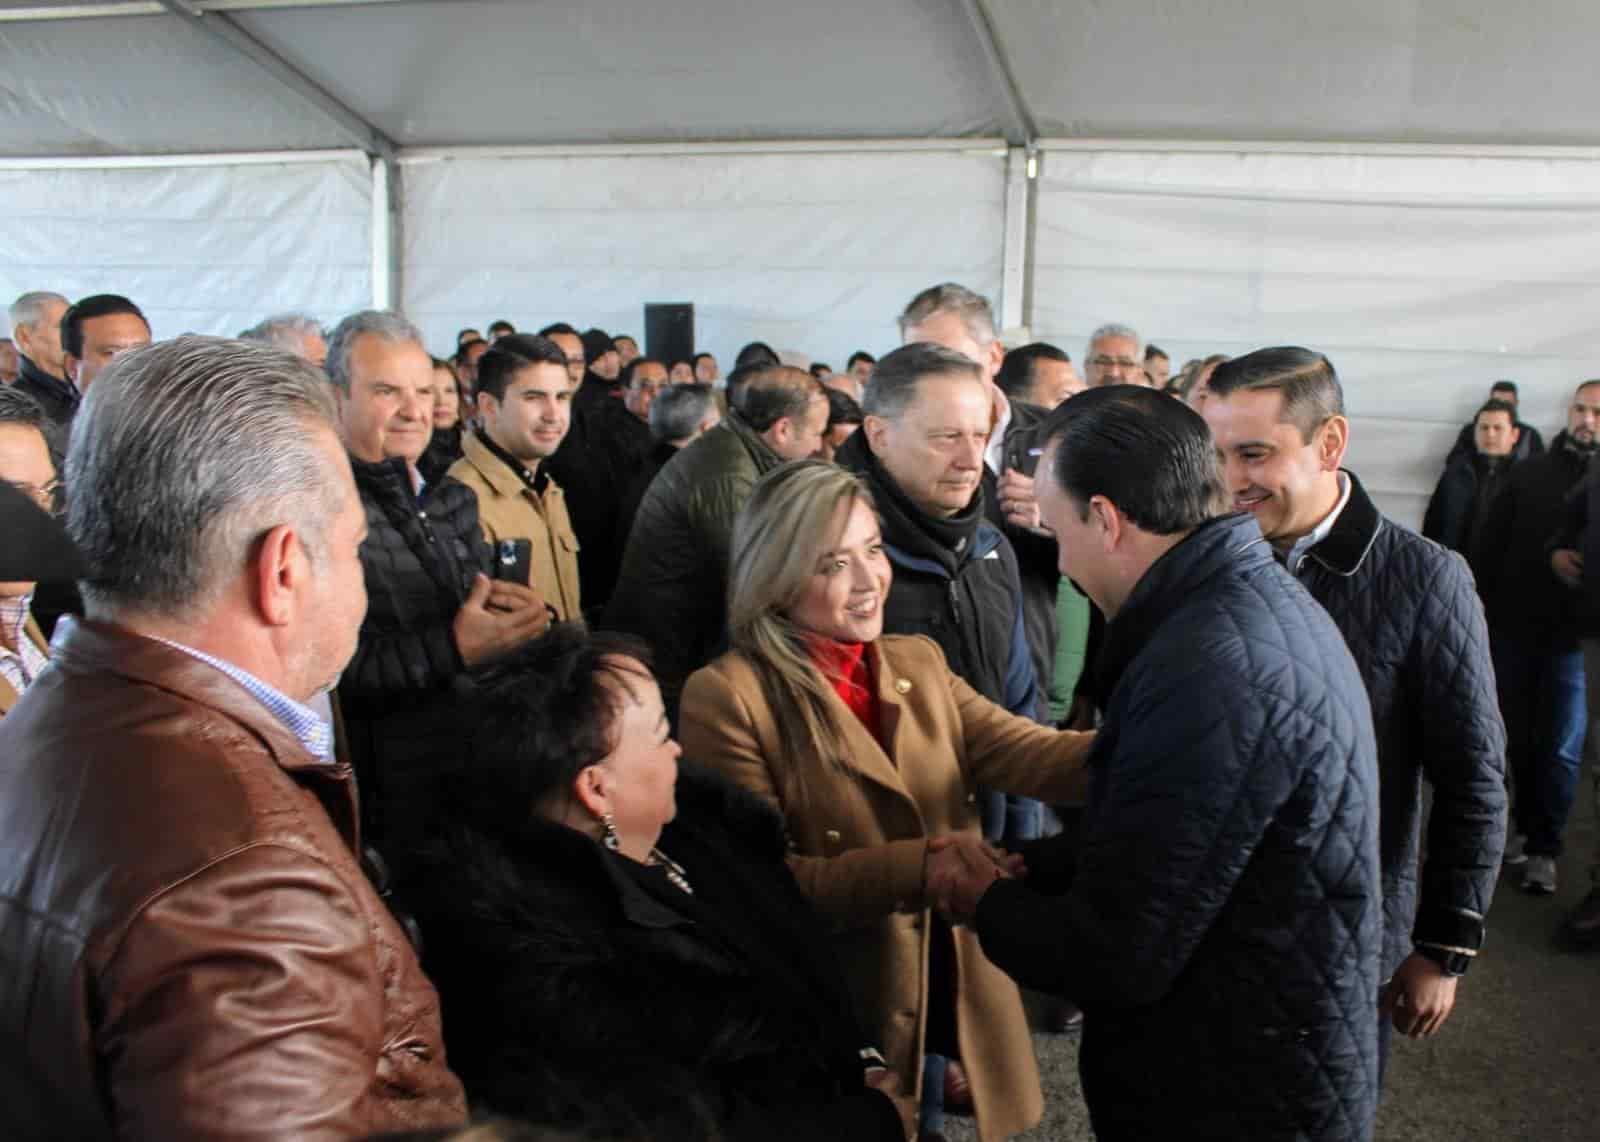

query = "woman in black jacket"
[[404, 625, 907, 1142]]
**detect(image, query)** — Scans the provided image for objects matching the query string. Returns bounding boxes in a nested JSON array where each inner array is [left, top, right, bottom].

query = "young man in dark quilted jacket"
[[948, 385, 1382, 1142], [328, 310, 552, 866], [1204, 347, 1508, 1074]]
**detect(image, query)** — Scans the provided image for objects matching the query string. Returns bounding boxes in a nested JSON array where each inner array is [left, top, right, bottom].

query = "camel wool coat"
[[680, 634, 1093, 1142]]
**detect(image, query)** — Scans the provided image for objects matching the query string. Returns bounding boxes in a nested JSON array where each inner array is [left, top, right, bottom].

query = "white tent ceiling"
[[1, 0, 1597, 158]]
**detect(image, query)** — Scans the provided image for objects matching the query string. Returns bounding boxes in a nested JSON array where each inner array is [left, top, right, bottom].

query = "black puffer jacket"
[[1478, 431, 1593, 644], [1292, 471, 1507, 980], [975, 512, 1382, 1142], [604, 412, 783, 714], [338, 456, 489, 855], [840, 437, 1041, 719], [406, 769, 903, 1142], [12, 356, 77, 464]]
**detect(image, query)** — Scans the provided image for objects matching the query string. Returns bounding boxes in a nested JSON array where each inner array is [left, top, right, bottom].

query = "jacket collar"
[[48, 617, 346, 781], [1299, 468, 1382, 578], [348, 451, 416, 501], [1092, 513, 1272, 705], [16, 356, 77, 408], [506, 812, 694, 931], [462, 426, 549, 500], [722, 407, 784, 475]]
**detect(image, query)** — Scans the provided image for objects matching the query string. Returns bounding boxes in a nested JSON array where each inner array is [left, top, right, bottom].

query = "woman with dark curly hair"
[[404, 625, 909, 1142]]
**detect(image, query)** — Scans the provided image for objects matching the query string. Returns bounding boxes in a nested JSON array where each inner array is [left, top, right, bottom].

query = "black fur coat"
[[406, 768, 903, 1142]]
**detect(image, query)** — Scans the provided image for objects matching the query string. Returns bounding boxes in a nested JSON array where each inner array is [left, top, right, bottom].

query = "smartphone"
[[492, 538, 533, 586]]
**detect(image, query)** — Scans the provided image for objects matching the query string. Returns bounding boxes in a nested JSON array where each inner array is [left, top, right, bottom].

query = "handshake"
[[923, 833, 1026, 925]]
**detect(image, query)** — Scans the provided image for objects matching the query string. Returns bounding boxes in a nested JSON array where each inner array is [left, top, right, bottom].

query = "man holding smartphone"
[[450, 333, 581, 622]]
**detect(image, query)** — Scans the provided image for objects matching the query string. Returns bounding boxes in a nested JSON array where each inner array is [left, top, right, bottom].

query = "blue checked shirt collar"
[[155, 637, 335, 761]]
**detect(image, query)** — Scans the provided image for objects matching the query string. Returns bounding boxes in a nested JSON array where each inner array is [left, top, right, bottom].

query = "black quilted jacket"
[[975, 512, 1382, 1141], [338, 456, 489, 855], [1292, 471, 1507, 980]]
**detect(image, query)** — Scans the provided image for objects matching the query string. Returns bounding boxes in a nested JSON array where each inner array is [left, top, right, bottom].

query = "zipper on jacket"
[[947, 580, 961, 624]]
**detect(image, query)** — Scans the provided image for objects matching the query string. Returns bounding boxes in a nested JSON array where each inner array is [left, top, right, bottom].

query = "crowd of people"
[[0, 276, 1591, 1142]]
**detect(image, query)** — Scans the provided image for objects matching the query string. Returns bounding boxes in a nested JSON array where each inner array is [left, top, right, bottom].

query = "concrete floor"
[[945, 777, 1600, 1141]]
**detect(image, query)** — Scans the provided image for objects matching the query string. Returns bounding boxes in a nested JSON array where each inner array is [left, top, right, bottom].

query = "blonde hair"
[[728, 460, 879, 807]]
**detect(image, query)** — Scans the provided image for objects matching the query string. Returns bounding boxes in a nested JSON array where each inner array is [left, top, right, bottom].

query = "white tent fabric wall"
[[400, 148, 1008, 369], [1031, 146, 1600, 527], [0, 157, 372, 343]]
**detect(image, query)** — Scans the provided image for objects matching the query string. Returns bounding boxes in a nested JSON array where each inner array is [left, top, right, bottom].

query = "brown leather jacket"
[[0, 619, 467, 1140]]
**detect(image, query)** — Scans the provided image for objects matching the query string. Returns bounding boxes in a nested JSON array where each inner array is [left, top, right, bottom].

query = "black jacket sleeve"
[[1409, 550, 1508, 952], [976, 669, 1302, 1003]]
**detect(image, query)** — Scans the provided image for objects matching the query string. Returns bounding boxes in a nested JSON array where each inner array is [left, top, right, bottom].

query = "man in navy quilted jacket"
[[946, 385, 1383, 1142], [1204, 348, 1508, 1073]]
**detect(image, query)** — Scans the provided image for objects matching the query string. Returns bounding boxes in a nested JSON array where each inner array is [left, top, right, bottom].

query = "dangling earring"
[[600, 811, 621, 852]]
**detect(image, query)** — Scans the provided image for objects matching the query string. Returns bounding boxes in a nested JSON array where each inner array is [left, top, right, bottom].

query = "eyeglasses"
[[1089, 356, 1141, 370], [4, 478, 62, 513]]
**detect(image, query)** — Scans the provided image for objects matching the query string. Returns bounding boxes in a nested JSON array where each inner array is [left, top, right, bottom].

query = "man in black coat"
[[835, 343, 1044, 841], [545, 356, 663, 614], [1422, 397, 1521, 568], [1549, 424, 1600, 943], [896, 284, 1063, 704], [1443, 379, 1545, 467], [945, 386, 1382, 1142], [6, 291, 73, 447], [1474, 381, 1600, 898], [327, 310, 552, 861], [1205, 348, 1507, 1068]]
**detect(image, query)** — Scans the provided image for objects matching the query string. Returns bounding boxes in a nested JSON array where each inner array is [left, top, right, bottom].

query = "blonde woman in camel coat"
[[680, 461, 1093, 1142]]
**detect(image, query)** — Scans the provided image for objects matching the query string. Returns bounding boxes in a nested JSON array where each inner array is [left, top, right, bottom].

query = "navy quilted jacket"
[[1292, 472, 1507, 980], [976, 512, 1382, 1142]]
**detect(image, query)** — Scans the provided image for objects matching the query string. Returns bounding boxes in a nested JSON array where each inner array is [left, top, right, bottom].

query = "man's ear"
[[863, 414, 890, 454], [1316, 415, 1351, 471], [1091, 495, 1124, 553], [63, 354, 82, 386], [476, 390, 496, 421], [987, 340, 1006, 383], [252, 524, 301, 627]]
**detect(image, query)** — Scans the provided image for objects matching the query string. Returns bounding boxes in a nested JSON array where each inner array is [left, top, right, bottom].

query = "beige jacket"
[[680, 634, 1093, 1142], [448, 429, 582, 620]]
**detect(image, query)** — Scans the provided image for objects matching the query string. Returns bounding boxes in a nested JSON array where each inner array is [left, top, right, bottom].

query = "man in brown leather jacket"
[[0, 336, 466, 1139]]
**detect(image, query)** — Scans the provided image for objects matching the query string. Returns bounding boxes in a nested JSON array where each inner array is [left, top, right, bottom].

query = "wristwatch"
[[1415, 944, 1473, 977]]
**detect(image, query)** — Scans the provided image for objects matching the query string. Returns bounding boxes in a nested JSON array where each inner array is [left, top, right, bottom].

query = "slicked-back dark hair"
[[1490, 379, 1518, 400], [61, 294, 148, 360], [1205, 346, 1344, 444], [1475, 398, 1517, 425], [475, 334, 570, 402], [996, 341, 1071, 403], [862, 342, 984, 421], [847, 350, 876, 370], [1040, 384, 1228, 535], [439, 623, 655, 840], [537, 321, 579, 339], [735, 341, 780, 369], [826, 387, 864, 428], [622, 357, 665, 388]]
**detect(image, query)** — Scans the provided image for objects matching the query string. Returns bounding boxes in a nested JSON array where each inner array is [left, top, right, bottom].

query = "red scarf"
[[804, 636, 882, 743]]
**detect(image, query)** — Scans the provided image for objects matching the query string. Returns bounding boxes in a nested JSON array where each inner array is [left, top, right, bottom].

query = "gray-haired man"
[[8, 291, 73, 431], [327, 310, 550, 862], [0, 337, 467, 1138], [1083, 323, 1147, 388]]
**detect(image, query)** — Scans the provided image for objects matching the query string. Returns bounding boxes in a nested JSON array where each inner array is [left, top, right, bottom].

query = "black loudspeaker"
[[645, 303, 695, 365]]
